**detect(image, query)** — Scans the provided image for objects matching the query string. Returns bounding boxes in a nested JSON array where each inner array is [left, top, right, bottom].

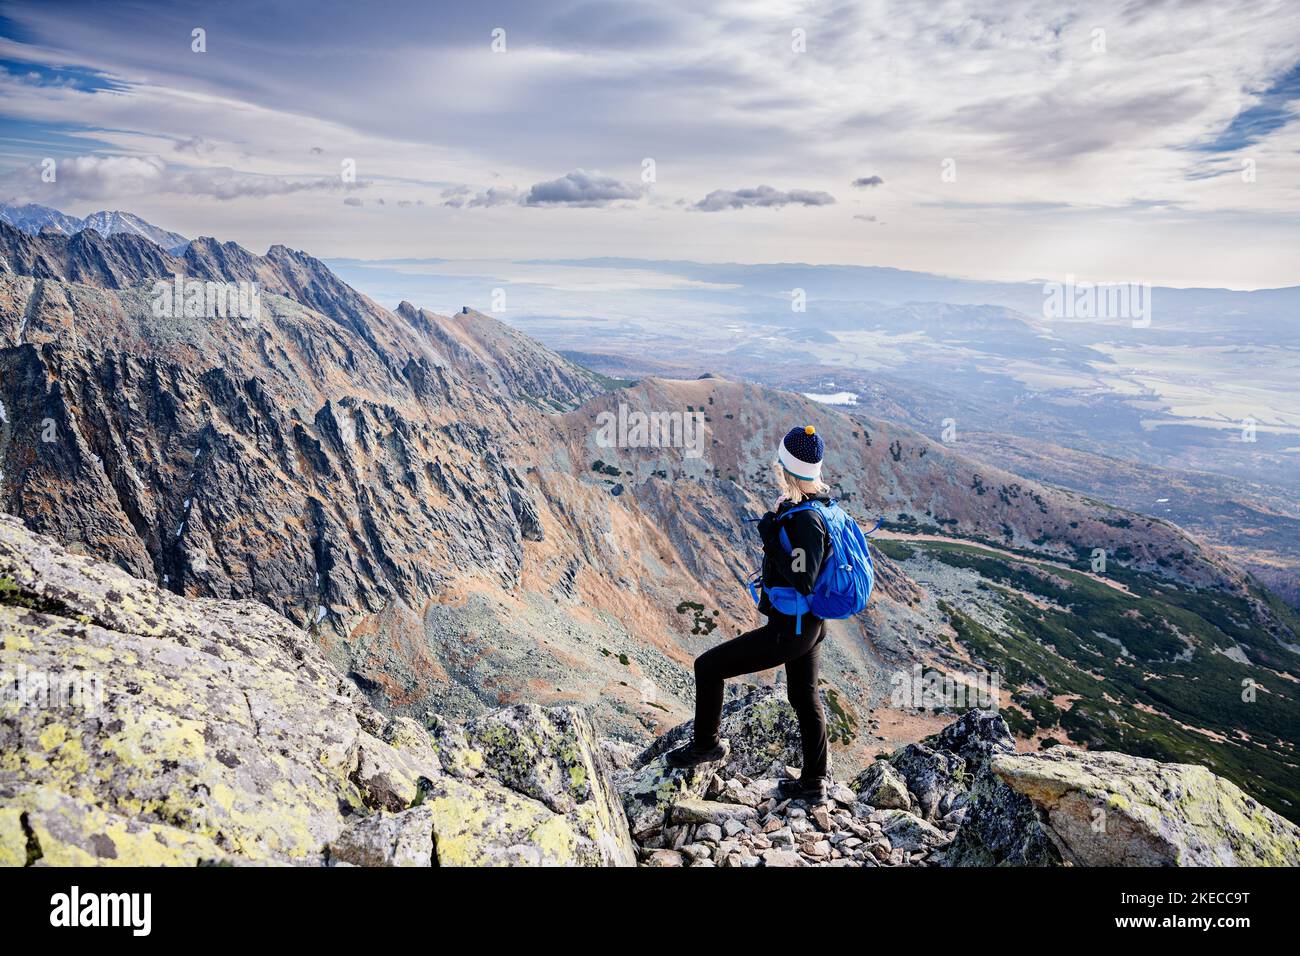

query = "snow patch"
[[803, 391, 859, 406]]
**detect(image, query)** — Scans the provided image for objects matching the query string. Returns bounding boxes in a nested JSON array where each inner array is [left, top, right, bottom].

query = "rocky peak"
[[404, 302, 606, 412]]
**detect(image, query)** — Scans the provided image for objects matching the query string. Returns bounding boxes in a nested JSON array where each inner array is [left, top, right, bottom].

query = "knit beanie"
[[779, 425, 824, 482]]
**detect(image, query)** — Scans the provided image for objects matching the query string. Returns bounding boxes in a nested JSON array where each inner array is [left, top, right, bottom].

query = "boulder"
[[949, 748, 1300, 867], [634, 687, 804, 777], [923, 710, 1015, 771], [619, 742, 730, 839], [463, 704, 611, 814], [876, 808, 948, 852], [459, 704, 637, 866], [427, 716, 485, 779], [351, 723, 441, 812], [0, 786, 225, 866], [419, 774, 587, 866], [330, 806, 435, 867], [889, 744, 967, 820], [852, 761, 911, 810], [669, 799, 756, 827]]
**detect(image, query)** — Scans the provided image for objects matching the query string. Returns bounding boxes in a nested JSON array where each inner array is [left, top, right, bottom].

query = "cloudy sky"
[[2, 0, 1299, 288]]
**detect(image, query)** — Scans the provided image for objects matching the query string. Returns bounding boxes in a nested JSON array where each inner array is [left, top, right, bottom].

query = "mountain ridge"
[[1, 202, 188, 254]]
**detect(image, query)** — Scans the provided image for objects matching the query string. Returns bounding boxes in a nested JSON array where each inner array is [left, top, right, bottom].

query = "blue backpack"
[[746, 500, 876, 634]]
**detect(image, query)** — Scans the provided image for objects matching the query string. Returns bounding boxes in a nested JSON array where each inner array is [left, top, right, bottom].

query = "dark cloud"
[[694, 185, 835, 211], [523, 170, 640, 207], [852, 175, 884, 188]]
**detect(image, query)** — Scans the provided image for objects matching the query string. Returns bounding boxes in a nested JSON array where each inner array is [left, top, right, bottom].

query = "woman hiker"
[[665, 425, 833, 803]]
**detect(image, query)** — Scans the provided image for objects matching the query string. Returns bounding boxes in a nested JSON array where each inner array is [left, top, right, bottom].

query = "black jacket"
[[756, 495, 830, 618]]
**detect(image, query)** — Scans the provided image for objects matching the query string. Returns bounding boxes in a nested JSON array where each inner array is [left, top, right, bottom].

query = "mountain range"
[[1, 211, 1298, 824], [0, 201, 188, 254]]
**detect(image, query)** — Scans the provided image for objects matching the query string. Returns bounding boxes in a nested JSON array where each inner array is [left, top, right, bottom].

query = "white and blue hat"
[[779, 425, 824, 481]]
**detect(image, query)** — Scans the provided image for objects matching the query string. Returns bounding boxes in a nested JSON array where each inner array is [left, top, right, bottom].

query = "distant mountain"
[[80, 209, 189, 254], [0, 201, 83, 236], [0, 201, 188, 255]]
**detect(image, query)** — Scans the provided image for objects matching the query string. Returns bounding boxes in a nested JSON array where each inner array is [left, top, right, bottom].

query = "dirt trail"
[[874, 530, 1135, 597]]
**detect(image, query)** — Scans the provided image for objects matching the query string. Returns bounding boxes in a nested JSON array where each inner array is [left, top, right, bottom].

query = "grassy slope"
[[902, 541, 1300, 822]]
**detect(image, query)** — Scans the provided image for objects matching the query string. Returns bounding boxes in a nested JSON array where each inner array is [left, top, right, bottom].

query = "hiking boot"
[[664, 740, 729, 769], [775, 777, 829, 803]]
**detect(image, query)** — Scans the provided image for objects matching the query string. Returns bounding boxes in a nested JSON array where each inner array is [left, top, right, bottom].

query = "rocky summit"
[[3, 515, 1297, 867]]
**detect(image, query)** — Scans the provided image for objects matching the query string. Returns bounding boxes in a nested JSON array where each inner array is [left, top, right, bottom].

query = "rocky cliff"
[[3, 517, 1297, 867]]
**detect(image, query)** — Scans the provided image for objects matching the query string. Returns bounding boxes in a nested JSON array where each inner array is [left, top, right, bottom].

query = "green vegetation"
[[823, 687, 858, 745], [916, 542, 1300, 822], [872, 539, 915, 562], [676, 600, 718, 636]]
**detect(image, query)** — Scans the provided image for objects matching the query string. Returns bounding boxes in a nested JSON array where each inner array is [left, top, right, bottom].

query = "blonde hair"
[[774, 460, 829, 505]]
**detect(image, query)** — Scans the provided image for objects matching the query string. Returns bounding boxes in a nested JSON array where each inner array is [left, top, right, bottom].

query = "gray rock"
[[761, 849, 806, 867], [877, 808, 948, 852], [948, 749, 1300, 867], [330, 806, 435, 866], [634, 688, 805, 777], [645, 849, 685, 867], [681, 843, 712, 861], [769, 826, 795, 847], [890, 744, 967, 820], [669, 798, 756, 827], [852, 761, 911, 810], [697, 822, 723, 842], [924, 710, 1015, 772], [619, 742, 730, 839], [829, 783, 857, 807]]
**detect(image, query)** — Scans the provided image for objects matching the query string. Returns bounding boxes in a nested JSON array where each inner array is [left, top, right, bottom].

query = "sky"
[[1, 0, 1299, 288]]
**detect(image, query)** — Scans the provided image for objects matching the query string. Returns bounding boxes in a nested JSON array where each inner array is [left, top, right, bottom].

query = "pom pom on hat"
[[779, 425, 824, 481]]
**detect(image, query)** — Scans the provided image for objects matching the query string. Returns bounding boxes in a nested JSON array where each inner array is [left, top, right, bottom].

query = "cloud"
[[2, 0, 1299, 283], [441, 184, 519, 208], [5, 154, 361, 203], [523, 170, 641, 207], [343, 197, 362, 206], [693, 185, 836, 211], [854, 213, 879, 222], [174, 136, 217, 157], [852, 175, 884, 188]]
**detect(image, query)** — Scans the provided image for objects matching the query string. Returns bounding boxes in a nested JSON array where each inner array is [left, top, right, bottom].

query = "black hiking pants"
[[691, 614, 828, 783]]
